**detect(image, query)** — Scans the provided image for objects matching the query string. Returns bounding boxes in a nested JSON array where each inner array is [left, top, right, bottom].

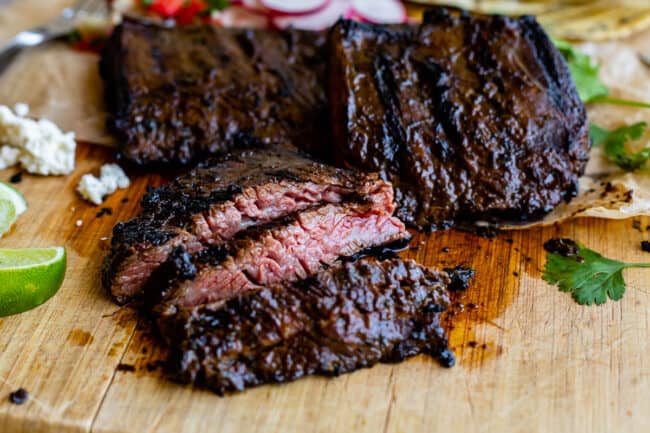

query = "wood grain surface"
[[0, 3, 649, 430], [0, 143, 648, 433]]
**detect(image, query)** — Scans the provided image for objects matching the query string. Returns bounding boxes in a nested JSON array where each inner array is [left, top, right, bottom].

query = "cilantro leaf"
[[589, 122, 650, 171], [543, 239, 650, 305], [207, 0, 229, 11], [554, 39, 650, 108], [553, 39, 608, 103]]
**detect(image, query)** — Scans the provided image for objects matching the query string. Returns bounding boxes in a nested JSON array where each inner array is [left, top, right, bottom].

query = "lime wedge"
[[0, 199, 16, 237], [0, 247, 66, 317], [0, 182, 27, 216]]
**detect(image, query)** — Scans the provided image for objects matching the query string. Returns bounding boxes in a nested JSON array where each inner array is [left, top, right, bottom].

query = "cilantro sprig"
[[554, 39, 650, 109], [589, 122, 650, 171], [543, 239, 650, 305]]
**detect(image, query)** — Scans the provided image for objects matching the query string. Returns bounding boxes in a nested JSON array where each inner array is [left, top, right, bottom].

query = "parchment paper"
[[0, 0, 648, 226], [0, 0, 113, 145]]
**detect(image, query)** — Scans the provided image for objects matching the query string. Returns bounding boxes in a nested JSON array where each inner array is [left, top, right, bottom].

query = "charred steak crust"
[[103, 147, 397, 304], [100, 17, 329, 165], [158, 257, 454, 395], [328, 9, 590, 230]]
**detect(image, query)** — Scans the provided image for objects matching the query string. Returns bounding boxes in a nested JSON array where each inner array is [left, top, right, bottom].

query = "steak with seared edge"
[[103, 147, 400, 304], [328, 8, 590, 230], [158, 257, 454, 395], [100, 17, 328, 165]]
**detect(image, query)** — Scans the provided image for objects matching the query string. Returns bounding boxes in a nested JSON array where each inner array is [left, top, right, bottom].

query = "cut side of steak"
[[158, 257, 454, 395], [149, 202, 411, 310], [103, 147, 394, 304], [328, 8, 590, 230], [100, 17, 328, 165]]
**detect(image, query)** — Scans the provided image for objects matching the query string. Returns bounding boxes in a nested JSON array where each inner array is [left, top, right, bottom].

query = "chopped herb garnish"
[[67, 29, 82, 44], [207, 0, 229, 11], [589, 122, 650, 171], [554, 39, 650, 108], [543, 238, 650, 305]]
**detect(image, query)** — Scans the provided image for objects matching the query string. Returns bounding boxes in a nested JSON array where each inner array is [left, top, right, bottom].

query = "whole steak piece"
[[100, 18, 328, 165], [158, 257, 455, 395], [328, 8, 590, 231], [103, 147, 397, 304]]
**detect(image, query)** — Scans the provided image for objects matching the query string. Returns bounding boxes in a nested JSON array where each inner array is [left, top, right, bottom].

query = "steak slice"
[[103, 147, 394, 304], [147, 202, 411, 310], [328, 8, 590, 230], [100, 17, 328, 165], [158, 257, 454, 394]]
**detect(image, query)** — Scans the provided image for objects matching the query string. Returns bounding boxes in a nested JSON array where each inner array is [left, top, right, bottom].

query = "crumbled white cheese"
[[77, 163, 130, 205], [0, 104, 76, 175], [13, 103, 29, 117], [0, 145, 19, 170]]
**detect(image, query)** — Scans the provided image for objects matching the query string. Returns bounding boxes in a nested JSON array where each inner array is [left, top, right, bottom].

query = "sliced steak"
[[100, 17, 328, 165], [148, 202, 411, 310], [103, 147, 394, 304], [328, 9, 590, 230], [158, 257, 454, 394]]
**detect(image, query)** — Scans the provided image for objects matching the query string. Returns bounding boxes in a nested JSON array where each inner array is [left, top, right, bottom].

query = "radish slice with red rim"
[[262, 0, 329, 16], [272, 0, 349, 30], [211, 6, 270, 28], [350, 0, 406, 23], [241, 0, 267, 13]]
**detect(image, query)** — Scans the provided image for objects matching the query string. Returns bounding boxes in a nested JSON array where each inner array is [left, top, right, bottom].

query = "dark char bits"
[[96, 207, 113, 218], [443, 266, 475, 292], [9, 172, 22, 184], [8, 388, 28, 405], [642, 241, 650, 253], [117, 363, 136, 372], [543, 238, 579, 257]]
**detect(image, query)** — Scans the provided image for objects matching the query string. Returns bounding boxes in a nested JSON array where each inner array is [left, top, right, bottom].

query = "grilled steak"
[[146, 201, 410, 310], [103, 147, 397, 304], [100, 18, 328, 165], [158, 257, 454, 394], [328, 9, 590, 230]]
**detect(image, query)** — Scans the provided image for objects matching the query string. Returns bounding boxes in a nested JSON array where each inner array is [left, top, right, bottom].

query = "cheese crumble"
[[77, 164, 130, 205], [0, 104, 76, 175]]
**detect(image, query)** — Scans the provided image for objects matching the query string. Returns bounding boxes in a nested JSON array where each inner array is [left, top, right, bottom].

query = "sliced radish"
[[261, 0, 329, 16], [241, 0, 268, 13], [212, 6, 270, 28], [350, 0, 406, 24], [272, 0, 349, 30]]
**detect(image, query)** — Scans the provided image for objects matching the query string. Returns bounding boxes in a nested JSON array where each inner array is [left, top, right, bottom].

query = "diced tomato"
[[175, 0, 208, 24], [146, 0, 185, 18], [72, 39, 107, 54]]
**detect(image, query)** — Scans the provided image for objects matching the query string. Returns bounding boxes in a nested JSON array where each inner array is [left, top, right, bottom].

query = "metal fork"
[[0, 0, 108, 75]]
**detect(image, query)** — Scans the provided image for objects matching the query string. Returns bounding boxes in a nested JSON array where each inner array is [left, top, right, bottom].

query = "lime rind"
[[0, 246, 66, 317], [0, 182, 27, 215], [0, 247, 65, 270], [0, 199, 17, 237]]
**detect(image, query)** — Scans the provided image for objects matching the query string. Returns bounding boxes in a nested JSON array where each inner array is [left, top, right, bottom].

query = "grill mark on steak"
[[100, 18, 329, 165], [328, 9, 590, 230], [147, 202, 411, 311], [103, 148, 397, 304], [157, 257, 453, 395]]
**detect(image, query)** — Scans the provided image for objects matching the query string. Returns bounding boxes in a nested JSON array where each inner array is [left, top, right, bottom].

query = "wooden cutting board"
[[0, 8, 650, 430], [0, 143, 648, 433]]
